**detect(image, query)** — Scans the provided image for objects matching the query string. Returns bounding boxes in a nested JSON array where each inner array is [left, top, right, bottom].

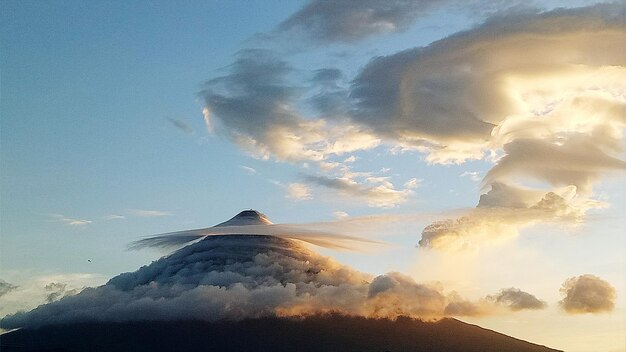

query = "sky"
[[1, 1, 625, 351]]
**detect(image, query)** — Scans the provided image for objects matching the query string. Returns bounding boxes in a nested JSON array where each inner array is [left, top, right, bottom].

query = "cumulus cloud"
[[559, 274, 616, 314], [487, 288, 547, 311], [350, 3, 626, 164], [419, 182, 605, 250], [278, 0, 445, 42], [2, 235, 541, 329], [0, 280, 17, 298]]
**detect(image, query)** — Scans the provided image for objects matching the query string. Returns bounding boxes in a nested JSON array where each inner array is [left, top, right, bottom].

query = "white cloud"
[[304, 174, 415, 208], [128, 209, 172, 217], [286, 183, 312, 200], [419, 183, 606, 251], [333, 211, 349, 219], [0, 236, 546, 329], [239, 165, 257, 175], [104, 214, 125, 220], [50, 214, 92, 226], [460, 171, 481, 182]]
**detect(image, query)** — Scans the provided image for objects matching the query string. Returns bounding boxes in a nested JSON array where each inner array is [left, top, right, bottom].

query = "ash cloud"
[[559, 274, 616, 314]]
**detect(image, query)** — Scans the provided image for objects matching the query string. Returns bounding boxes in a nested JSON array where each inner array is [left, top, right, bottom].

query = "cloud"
[[419, 182, 605, 250], [2, 235, 530, 329], [365, 272, 446, 318], [200, 49, 380, 163], [487, 288, 547, 311], [286, 183, 312, 200], [333, 211, 349, 219], [484, 136, 626, 196], [104, 214, 125, 220], [239, 165, 257, 175], [44, 283, 80, 303], [304, 174, 414, 208], [128, 209, 172, 217], [559, 274, 616, 314], [50, 214, 92, 226], [0, 273, 105, 318], [460, 171, 481, 182], [278, 0, 445, 42], [166, 117, 194, 135], [444, 292, 486, 316], [0, 280, 17, 298], [349, 3, 626, 164]]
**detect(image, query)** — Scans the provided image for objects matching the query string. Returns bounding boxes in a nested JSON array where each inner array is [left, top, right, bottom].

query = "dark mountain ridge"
[[1, 314, 562, 352]]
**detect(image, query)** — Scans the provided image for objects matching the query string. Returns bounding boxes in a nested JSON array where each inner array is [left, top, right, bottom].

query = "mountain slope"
[[1, 315, 562, 352]]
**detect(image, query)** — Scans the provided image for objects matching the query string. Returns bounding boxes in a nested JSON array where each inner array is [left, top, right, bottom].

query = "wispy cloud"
[[166, 117, 194, 135], [50, 214, 92, 226], [104, 214, 125, 220], [460, 171, 481, 182], [333, 211, 349, 219], [286, 183, 312, 200], [128, 209, 172, 217], [0, 279, 18, 298], [304, 174, 415, 208], [239, 165, 257, 175]]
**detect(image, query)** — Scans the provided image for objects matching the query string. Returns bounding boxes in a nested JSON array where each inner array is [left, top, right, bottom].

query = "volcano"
[[0, 210, 562, 352]]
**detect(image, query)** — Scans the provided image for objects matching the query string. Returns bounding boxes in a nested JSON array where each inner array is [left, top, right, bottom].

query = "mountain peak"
[[214, 209, 273, 227]]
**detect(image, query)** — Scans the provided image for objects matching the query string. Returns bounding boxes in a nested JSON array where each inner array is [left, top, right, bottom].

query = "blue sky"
[[1, 1, 625, 351]]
